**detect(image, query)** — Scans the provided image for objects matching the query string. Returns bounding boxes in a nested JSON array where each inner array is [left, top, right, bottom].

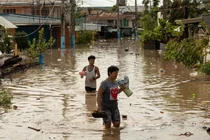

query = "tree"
[[0, 33, 13, 54], [27, 28, 55, 60], [161, 0, 208, 25], [164, 23, 209, 69], [110, 5, 117, 12], [13, 31, 30, 51]]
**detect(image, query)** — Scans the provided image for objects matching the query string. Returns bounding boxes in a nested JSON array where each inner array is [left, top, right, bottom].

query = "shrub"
[[0, 88, 13, 107], [14, 31, 30, 51], [200, 61, 210, 75], [77, 30, 95, 44], [0, 33, 13, 53], [27, 28, 55, 60]]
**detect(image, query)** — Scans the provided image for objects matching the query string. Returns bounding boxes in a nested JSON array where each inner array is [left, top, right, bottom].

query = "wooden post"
[[14, 43, 18, 56]]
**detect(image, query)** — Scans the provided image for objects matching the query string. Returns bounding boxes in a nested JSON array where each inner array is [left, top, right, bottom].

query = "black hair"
[[88, 55, 96, 60], [107, 65, 119, 76]]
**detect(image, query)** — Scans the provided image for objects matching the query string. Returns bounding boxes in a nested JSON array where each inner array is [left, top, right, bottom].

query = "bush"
[[0, 33, 13, 53], [28, 28, 55, 60], [14, 31, 30, 51], [77, 30, 95, 44], [200, 61, 210, 75], [164, 37, 205, 67], [0, 88, 13, 107]]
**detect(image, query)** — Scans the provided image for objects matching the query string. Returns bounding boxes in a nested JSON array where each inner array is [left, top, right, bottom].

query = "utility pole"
[[69, 0, 71, 49], [71, 0, 75, 49], [117, 0, 120, 42], [163, 0, 166, 19], [39, 0, 41, 25], [134, 0, 138, 40], [61, 0, 65, 49]]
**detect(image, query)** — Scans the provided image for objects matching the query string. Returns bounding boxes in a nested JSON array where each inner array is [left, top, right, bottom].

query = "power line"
[[15, 2, 56, 38]]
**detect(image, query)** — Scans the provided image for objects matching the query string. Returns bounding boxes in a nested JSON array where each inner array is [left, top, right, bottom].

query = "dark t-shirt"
[[99, 78, 119, 109]]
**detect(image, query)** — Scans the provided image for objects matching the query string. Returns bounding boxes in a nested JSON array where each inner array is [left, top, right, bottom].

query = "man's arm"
[[94, 66, 100, 80], [82, 66, 86, 72], [80, 66, 86, 78]]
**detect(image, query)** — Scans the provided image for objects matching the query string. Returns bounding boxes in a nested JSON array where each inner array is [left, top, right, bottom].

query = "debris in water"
[[179, 132, 193, 137]]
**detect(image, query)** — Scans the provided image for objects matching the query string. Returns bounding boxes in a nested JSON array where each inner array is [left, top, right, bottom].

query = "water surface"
[[1, 38, 210, 140]]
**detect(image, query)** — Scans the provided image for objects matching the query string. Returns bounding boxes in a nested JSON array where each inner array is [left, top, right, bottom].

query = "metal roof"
[[175, 17, 202, 25], [0, 16, 17, 28], [0, 14, 60, 26]]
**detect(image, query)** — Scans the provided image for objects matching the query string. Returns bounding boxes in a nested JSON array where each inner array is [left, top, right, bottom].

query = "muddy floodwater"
[[1, 38, 210, 140]]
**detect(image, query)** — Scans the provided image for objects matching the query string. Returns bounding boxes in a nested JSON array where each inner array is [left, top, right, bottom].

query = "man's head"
[[88, 55, 96, 65], [107, 65, 119, 79], [88, 55, 96, 60]]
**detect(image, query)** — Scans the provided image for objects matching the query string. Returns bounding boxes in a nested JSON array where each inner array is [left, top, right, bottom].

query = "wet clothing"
[[103, 107, 120, 124], [85, 87, 96, 93], [85, 66, 96, 92], [99, 78, 120, 123]]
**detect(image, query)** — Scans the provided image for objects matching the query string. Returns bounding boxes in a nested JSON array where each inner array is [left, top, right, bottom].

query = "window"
[[3, 9, 16, 14]]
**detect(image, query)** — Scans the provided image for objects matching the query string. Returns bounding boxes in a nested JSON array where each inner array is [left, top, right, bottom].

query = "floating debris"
[[179, 132, 193, 137], [28, 126, 41, 132], [122, 115, 127, 120]]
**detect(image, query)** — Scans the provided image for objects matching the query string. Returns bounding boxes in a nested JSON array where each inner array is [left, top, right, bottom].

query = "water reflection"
[[1, 38, 210, 140], [85, 95, 96, 118], [102, 128, 120, 140]]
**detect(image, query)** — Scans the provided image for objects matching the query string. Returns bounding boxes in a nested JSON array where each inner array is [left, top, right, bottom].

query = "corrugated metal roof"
[[86, 12, 135, 22], [0, 14, 60, 26], [0, 16, 17, 28]]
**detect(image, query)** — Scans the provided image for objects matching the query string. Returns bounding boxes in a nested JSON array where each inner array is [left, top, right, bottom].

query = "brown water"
[[1, 38, 210, 140]]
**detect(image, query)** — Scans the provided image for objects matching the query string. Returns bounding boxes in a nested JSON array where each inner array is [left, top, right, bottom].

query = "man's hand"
[[119, 84, 126, 93], [97, 106, 102, 112]]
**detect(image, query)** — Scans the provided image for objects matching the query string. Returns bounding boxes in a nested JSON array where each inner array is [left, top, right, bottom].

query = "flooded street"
[[1, 38, 210, 140]]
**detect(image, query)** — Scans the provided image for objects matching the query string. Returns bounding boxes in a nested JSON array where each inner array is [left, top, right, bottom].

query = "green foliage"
[[27, 28, 55, 60], [140, 8, 158, 31], [162, 0, 208, 24], [164, 37, 208, 67], [140, 19, 183, 46], [0, 88, 13, 107], [75, 7, 83, 18], [0, 33, 13, 53], [110, 5, 117, 12], [200, 61, 210, 75], [13, 31, 30, 51], [77, 30, 95, 44], [142, 0, 160, 9]]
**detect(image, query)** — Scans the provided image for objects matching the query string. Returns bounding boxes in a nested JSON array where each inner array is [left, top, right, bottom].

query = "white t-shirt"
[[85, 66, 96, 88]]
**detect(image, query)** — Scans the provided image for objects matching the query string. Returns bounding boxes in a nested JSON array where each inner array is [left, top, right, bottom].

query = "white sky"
[[80, 0, 145, 7]]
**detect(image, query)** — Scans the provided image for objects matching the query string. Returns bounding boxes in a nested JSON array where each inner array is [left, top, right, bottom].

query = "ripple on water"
[[1, 41, 210, 140]]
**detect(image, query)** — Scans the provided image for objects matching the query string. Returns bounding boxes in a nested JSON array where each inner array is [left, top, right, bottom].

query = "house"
[[0, 0, 67, 49], [0, 13, 65, 49], [84, 12, 135, 39], [0, 0, 61, 18], [0, 16, 17, 37], [0, 0, 142, 45], [77, 5, 145, 39], [119, 6, 145, 14]]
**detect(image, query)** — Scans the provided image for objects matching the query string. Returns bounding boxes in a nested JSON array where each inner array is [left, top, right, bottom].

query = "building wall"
[[1, 5, 61, 18], [7, 28, 16, 35]]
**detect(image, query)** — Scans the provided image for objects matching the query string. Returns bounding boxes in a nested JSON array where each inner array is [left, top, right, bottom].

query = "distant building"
[[0, 16, 17, 37], [119, 6, 145, 13]]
